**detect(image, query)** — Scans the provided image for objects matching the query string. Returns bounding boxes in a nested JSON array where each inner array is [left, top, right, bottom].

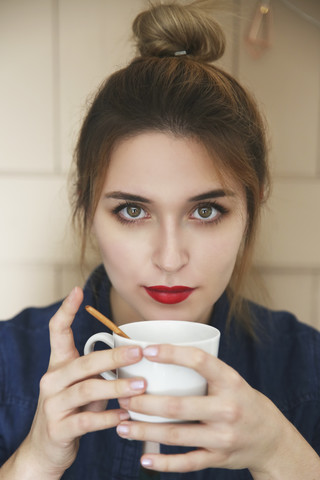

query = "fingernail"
[[130, 379, 145, 391], [141, 457, 153, 468], [143, 346, 159, 357], [117, 424, 130, 436], [127, 347, 141, 359]]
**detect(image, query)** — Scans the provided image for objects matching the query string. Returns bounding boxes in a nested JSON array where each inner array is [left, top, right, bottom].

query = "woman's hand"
[[2, 287, 147, 480], [116, 344, 320, 479]]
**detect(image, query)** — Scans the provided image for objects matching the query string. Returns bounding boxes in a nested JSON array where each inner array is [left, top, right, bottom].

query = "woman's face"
[[92, 132, 247, 325]]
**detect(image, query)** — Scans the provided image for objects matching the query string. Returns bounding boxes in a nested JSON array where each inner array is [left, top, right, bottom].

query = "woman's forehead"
[[102, 132, 244, 195]]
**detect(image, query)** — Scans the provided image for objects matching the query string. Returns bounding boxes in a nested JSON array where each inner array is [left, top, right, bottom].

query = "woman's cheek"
[[100, 236, 145, 274]]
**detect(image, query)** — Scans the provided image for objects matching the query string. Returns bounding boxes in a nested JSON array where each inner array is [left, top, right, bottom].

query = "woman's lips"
[[144, 285, 194, 304]]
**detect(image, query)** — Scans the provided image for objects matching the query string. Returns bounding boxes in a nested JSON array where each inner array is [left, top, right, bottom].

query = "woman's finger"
[[49, 287, 83, 368], [143, 344, 238, 389], [48, 377, 147, 414], [116, 420, 234, 451], [119, 394, 239, 423], [140, 449, 223, 473], [41, 346, 143, 394], [49, 409, 131, 443]]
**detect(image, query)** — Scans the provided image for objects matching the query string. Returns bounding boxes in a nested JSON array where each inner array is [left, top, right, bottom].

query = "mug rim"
[[114, 320, 220, 345]]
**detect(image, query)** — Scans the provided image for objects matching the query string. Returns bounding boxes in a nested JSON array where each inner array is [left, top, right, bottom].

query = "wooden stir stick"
[[85, 305, 130, 339]]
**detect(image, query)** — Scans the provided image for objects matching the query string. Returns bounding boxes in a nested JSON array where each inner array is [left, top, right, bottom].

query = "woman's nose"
[[152, 224, 189, 273]]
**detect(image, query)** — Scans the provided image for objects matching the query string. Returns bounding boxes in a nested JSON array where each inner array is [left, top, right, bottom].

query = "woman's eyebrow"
[[104, 191, 152, 203], [104, 189, 234, 203], [188, 189, 234, 202]]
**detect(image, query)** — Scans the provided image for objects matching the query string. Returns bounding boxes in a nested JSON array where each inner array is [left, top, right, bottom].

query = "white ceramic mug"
[[84, 320, 220, 423]]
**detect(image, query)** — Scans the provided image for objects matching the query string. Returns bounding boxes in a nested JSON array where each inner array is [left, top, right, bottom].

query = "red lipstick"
[[144, 285, 194, 304]]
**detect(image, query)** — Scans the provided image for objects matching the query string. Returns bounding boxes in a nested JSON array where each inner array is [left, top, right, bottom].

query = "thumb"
[[49, 286, 83, 368]]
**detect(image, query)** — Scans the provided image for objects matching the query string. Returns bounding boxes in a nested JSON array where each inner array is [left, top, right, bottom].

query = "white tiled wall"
[[240, 0, 320, 331], [0, 0, 145, 318], [0, 0, 55, 173], [1, 0, 319, 331]]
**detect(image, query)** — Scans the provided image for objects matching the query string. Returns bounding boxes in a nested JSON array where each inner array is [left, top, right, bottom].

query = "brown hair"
[[72, 0, 270, 335]]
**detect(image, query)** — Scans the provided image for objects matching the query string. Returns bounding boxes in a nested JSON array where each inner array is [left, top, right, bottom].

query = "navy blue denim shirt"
[[1, 265, 320, 479]]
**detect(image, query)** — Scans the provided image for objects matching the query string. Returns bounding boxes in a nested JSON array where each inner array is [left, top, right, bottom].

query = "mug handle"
[[84, 332, 116, 380]]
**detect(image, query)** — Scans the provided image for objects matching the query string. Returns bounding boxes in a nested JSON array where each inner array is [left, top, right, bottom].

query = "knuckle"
[[220, 429, 238, 450], [112, 345, 123, 360], [49, 314, 60, 334], [46, 418, 59, 441], [223, 401, 241, 423], [191, 348, 207, 370], [48, 316, 55, 332], [46, 418, 61, 442], [160, 455, 171, 472], [165, 397, 182, 418], [42, 396, 53, 417], [136, 423, 147, 439], [164, 344, 176, 357], [77, 380, 93, 402], [39, 372, 50, 393], [114, 378, 128, 397], [80, 353, 99, 376], [113, 345, 135, 365], [126, 393, 142, 412], [228, 369, 243, 389], [166, 425, 182, 445], [110, 346, 123, 367], [39, 371, 55, 396], [76, 411, 92, 433], [212, 450, 230, 467]]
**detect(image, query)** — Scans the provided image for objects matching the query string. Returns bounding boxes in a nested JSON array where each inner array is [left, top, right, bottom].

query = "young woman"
[[0, 1, 319, 479]]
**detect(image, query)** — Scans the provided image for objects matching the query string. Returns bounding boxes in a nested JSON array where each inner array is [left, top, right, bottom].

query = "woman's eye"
[[191, 205, 220, 222], [118, 204, 147, 221]]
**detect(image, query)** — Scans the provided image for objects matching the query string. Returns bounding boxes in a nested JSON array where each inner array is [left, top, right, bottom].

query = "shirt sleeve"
[[0, 324, 36, 466], [0, 308, 53, 468], [0, 431, 8, 467], [0, 337, 8, 466], [312, 416, 320, 456], [312, 332, 320, 456]]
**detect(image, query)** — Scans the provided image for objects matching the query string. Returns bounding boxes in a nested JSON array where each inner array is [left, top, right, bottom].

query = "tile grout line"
[[52, 0, 61, 175], [317, 75, 320, 177], [0, 170, 65, 178]]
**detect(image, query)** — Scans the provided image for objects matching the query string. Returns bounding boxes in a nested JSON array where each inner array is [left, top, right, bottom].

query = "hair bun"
[[132, 1, 226, 62]]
